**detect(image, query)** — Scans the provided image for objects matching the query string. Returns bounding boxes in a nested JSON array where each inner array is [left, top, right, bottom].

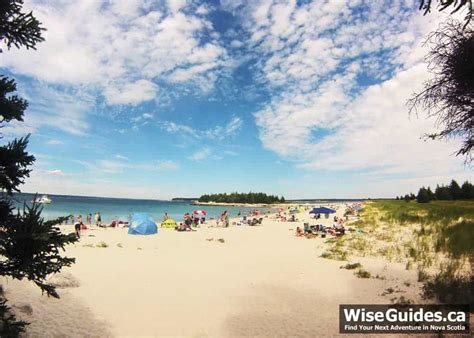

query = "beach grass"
[[323, 200, 474, 307], [340, 262, 362, 270], [354, 269, 371, 278]]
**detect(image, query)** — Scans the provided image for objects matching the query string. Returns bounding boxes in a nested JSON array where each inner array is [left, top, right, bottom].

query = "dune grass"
[[323, 200, 474, 307], [340, 262, 362, 270]]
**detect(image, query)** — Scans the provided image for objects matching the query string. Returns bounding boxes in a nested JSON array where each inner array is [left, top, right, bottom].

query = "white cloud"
[[105, 80, 158, 105], [162, 116, 243, 140], [230, 40, 244, 48], [0, 0, 230, 105], [3, 83, 93, 137], [46, 169, 65, 175], [77, 156, 180, 174], [167, 0, 188, 14], [115, 154, 129, 161], [45, 139, 64, 145], [162, 121, 197, 137], [244, 0, 466, 179], [131, 112, 155, 123], [23, 169, 166, 199], [189, 147, 211, 161], [156, 160, 180, 170]]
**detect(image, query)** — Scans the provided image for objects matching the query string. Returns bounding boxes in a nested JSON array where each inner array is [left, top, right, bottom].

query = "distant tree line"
[[198, 192, 285, 204], [171, 197, 198, 201], [396, 180, 474, 203]]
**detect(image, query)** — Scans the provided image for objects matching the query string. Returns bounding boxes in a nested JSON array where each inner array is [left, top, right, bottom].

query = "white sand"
[[2, 206, 425, 337]]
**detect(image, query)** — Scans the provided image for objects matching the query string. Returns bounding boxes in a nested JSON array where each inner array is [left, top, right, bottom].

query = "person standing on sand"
[[163, 212, 169, 221], [223, 210, 229, 227], [75, 221, 81, 238], [75, 214, 83, 238]]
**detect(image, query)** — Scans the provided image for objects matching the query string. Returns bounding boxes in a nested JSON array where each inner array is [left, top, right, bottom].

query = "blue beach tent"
[[128, 213, 158, 235], [309, 207, 336, 214]]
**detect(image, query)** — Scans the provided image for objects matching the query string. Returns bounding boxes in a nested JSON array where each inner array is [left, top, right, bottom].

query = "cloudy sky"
[[1, 0, 472, 200]]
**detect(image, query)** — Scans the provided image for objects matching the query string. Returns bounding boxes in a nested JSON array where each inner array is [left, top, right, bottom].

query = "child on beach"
[[75, 222, 81, 238]]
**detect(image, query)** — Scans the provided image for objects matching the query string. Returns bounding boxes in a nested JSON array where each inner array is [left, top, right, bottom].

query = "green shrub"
[[341, 263, 362, 270], [423, 273, 474, 308], [355, 269, 371, 278]]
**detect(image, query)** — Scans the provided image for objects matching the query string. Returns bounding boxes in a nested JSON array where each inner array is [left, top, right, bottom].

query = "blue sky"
[[1, 0, 472, 199]]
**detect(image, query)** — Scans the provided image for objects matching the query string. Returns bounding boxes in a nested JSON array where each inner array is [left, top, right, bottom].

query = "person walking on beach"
[[95, 212, 102, 227], [224, 211, 229, 227], [163, 212, 169, 221]]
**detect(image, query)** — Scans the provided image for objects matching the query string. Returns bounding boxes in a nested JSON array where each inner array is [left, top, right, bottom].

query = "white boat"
[[32, 195, 52, 204]]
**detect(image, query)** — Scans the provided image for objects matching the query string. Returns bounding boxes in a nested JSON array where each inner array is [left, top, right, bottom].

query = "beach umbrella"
[[309, 207, 336, 214], [193, 210, 207, 216]]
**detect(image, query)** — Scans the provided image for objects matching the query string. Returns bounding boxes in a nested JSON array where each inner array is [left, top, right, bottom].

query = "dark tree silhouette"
[[419, 0, 473, 26], [0, 1, 77, 335], [0, 0, 45, 52], [408, 20, 474, 164], [199, 192, 284, 204]]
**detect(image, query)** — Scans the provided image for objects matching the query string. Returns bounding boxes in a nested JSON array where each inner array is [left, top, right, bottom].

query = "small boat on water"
[[32, 195, 52, 204]]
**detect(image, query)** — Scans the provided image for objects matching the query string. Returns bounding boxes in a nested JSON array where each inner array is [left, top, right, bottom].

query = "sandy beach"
[[3, 206, 426, 337]]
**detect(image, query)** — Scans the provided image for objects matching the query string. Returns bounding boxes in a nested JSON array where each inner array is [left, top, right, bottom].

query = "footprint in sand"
[[12, 303, 33, 315]]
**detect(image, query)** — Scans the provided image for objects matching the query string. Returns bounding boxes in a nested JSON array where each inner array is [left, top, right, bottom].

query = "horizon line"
[[15, 191, 383, 202]]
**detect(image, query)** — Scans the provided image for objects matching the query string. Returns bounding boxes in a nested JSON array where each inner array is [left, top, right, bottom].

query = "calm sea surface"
[[12, 193, 274, 223]]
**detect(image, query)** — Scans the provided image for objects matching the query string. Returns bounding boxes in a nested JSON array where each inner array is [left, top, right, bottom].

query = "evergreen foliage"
[[199, 192, 284, 204], [0, 1, 77, 335], [401, 180, 474, 203], [417, 187, 431, 203], [418, 0, 473, 27], [0, 0, 45, 51]]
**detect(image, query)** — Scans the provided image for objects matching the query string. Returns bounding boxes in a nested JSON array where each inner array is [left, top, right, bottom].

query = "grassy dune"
[[323, 200, 474, 306]]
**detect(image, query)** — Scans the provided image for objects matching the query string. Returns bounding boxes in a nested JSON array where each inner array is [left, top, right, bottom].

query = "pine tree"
[[426, 187, 435, 200], [461, 181, 474, 199], [449, 179, 462, 200], [417, 187, 431, 203], [0, 1, 77, 335]]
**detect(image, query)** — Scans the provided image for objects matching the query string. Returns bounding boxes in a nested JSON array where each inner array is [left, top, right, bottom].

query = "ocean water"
[[12, 193, 274, 223]]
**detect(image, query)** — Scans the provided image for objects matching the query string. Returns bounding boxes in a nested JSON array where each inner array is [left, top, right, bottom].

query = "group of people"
[[168, 212, 206, 232], [73, 212, 102, 238], [295, 213, 348, 239]]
